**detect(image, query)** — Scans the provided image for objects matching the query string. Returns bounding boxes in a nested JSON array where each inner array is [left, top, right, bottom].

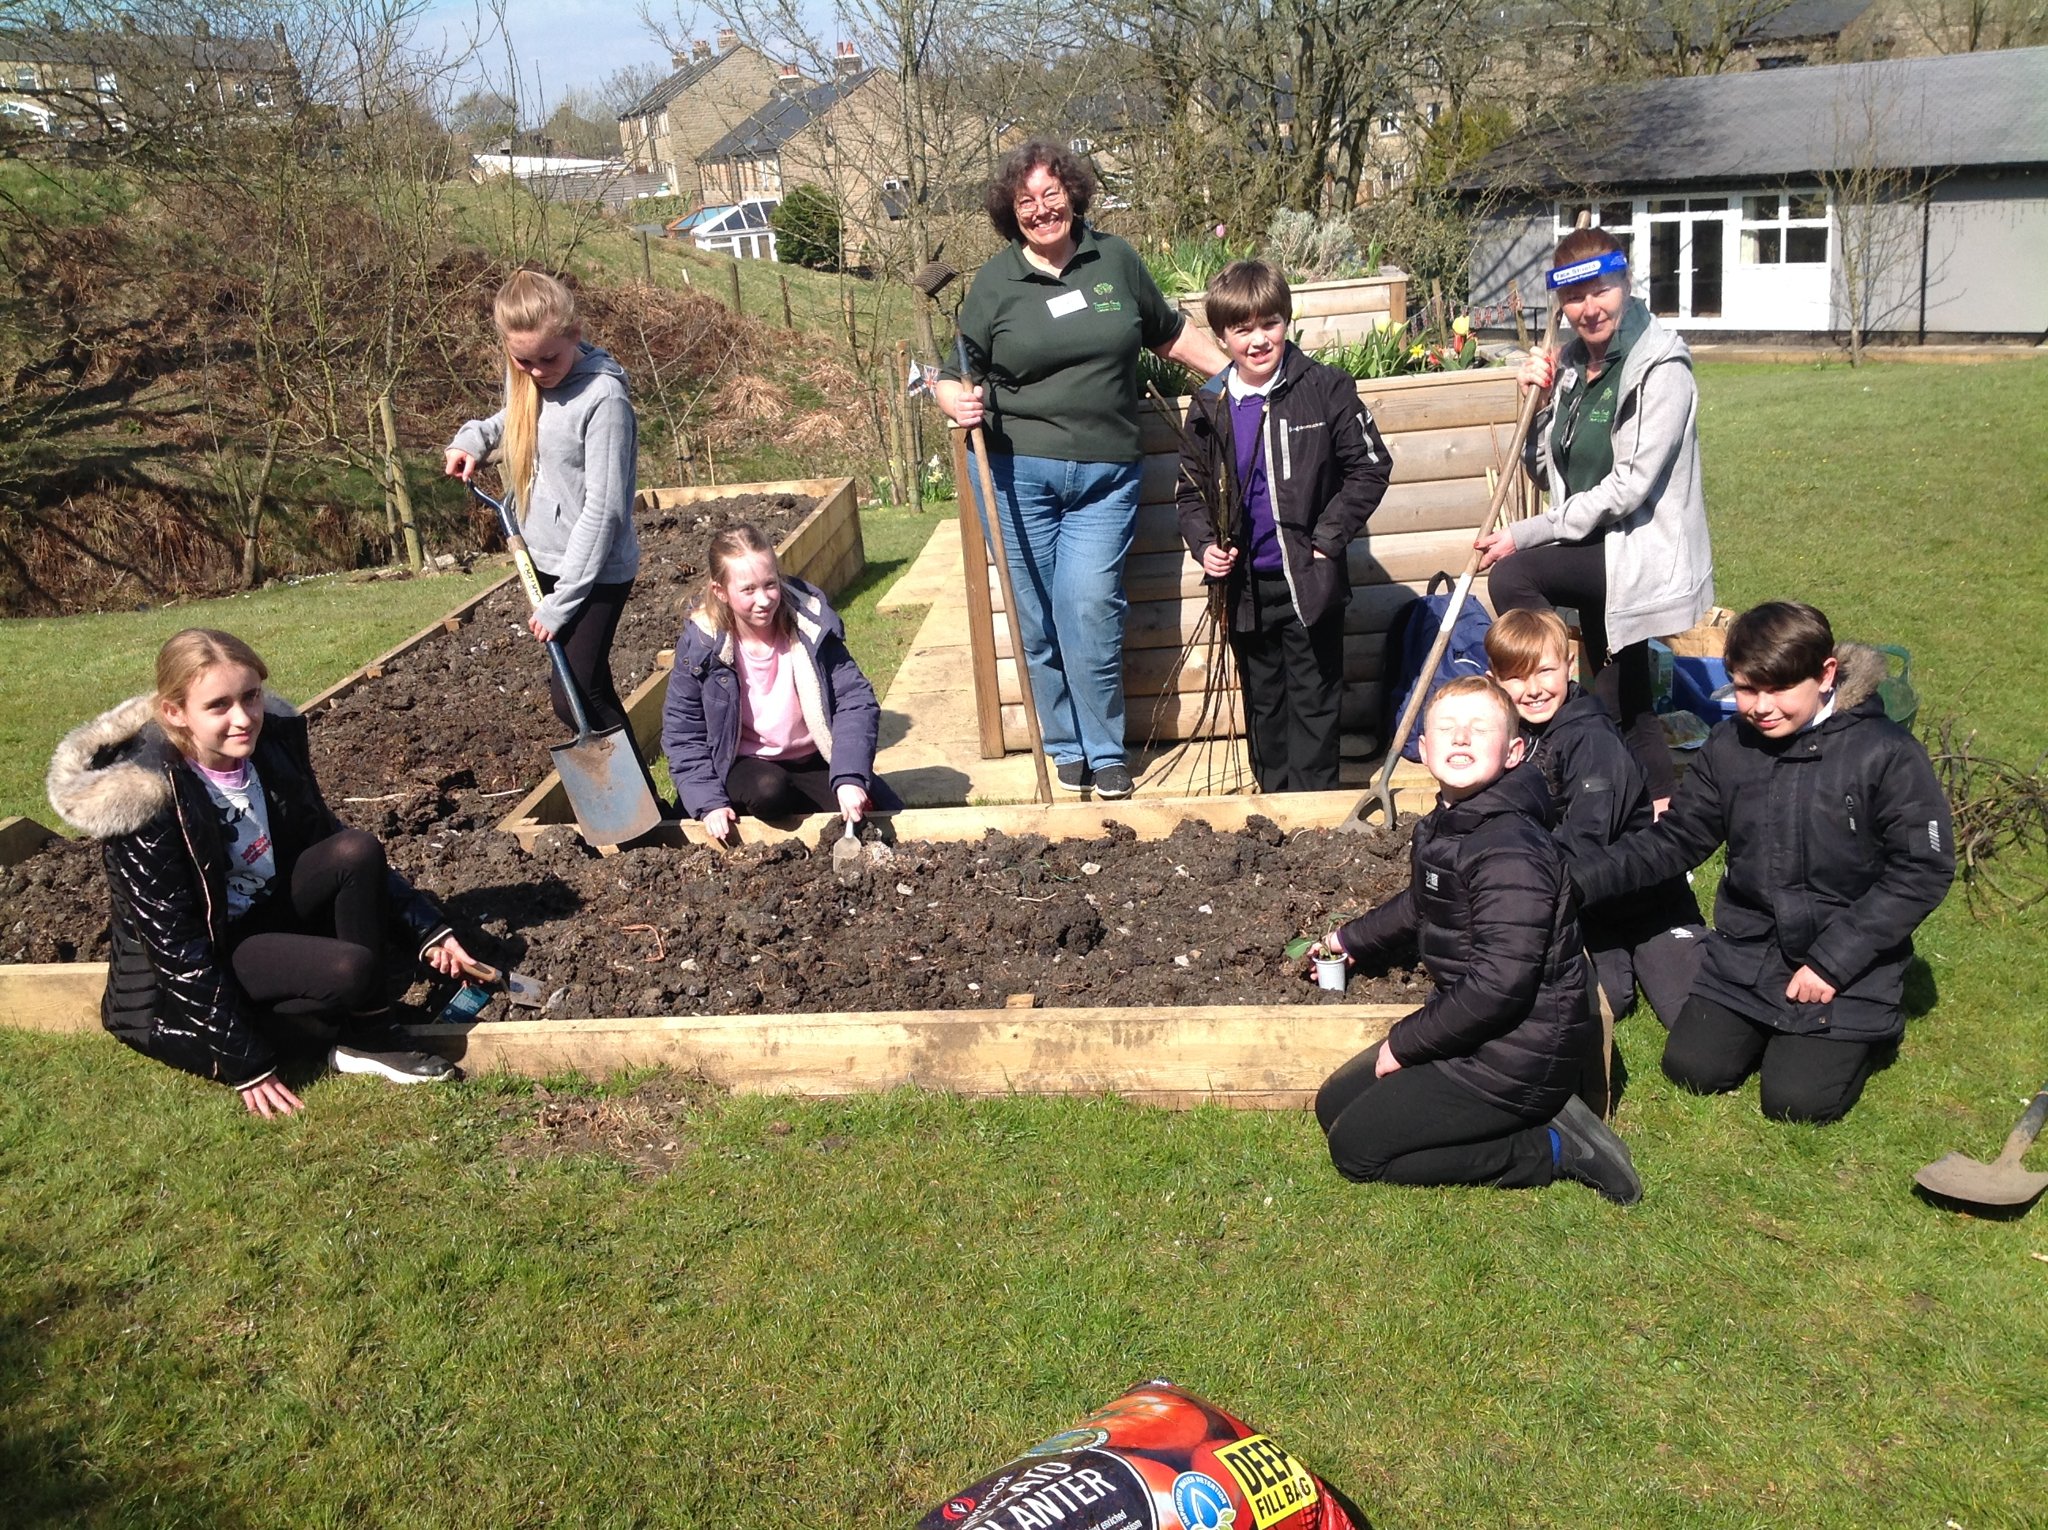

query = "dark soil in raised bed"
[[1, 814, 1424, 1015], [306, 491, 815, 839], [388, 813, 1424, 1017]]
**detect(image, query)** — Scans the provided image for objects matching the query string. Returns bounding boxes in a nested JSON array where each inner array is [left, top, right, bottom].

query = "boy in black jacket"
[[1486, 608, 1706, 1028], [1314, 675, 1642, 1204], [1176, 261, 1391, 792], [1572, 601, 1955, 1123]]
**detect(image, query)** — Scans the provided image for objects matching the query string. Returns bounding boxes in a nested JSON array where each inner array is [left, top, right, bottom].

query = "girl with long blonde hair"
[[445, 269, 641, 733], [46, 629, 479, 1118]]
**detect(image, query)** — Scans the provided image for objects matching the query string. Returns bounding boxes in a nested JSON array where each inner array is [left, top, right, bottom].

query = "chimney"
[[716, 27, 739, 53], [833, 40, 861, 76], [672, 50, 689, 69], [776, 61, 802, 85], [274, 22, 286, 44], [691, 38, 711, 61], [45, 10, 63, 30], [194, 17, 210, 39]]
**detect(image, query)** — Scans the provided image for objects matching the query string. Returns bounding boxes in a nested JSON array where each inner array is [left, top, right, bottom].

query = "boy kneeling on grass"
[[1313, 675, 1643, 1205], [1571, 601, 1955, 1124]]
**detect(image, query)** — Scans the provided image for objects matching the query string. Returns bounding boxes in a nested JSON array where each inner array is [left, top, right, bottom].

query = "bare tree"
[[1821, 61, 1945, 364], [1895, 0, 2048, 52]]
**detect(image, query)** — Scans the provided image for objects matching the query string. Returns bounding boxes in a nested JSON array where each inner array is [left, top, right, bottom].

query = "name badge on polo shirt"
[[1046, 289, 1088, 318]]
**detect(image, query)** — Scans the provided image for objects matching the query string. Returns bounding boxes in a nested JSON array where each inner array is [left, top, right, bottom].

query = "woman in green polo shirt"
[[1476, 226, 1715, 809], [935, 140, 1227, 799]]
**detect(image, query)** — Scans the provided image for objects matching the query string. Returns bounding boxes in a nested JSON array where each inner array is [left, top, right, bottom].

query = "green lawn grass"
[[0, 571, 494, 827], [4, 366, 2046, 1527]]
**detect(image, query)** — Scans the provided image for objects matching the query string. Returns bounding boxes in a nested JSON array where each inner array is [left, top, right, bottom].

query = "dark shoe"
[[330, 1041, 462, 1085], [1551, 1095, 1642, 1206], [1093, 763, 1134, 800], [1055, 760, 1092, 793]]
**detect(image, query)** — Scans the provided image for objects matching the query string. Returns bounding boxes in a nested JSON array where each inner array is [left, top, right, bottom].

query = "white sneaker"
[[330, 1043, 462, 1085]]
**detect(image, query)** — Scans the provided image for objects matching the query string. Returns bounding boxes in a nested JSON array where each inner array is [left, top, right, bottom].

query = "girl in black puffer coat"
[[46, 629, 476, 1119], [1313, 677, 1642, 1204]]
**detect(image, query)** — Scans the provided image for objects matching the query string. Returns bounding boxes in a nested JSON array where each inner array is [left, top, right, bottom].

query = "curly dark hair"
[[984, 139, 1097, 243]]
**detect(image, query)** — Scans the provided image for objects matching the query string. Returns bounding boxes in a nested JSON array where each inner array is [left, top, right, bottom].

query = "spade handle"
[[1998, 1081, 2048, 1166]]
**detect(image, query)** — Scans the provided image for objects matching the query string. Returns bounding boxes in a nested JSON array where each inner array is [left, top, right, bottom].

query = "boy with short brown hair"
[[1313, 676, 1642, 1204], [1485, 608, 1706, 1028], [1176, 259, 1391, 792], [1572, 601, 1955, 1123]]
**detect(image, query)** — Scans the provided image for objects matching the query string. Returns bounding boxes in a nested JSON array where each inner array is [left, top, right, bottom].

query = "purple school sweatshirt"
[[1228, 390, 1284, 573]]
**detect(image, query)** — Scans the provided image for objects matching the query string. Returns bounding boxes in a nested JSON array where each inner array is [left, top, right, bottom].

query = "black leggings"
[[1488, 539, 1677, 799], [536, 571, 633, 734], [726, 752, 840, 819], [225, 830, 392, 1019], [1316, 1043, 1559, 1189]]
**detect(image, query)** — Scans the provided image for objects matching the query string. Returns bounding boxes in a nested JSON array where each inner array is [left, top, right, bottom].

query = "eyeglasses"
[[1014, 189, 1067, 216]]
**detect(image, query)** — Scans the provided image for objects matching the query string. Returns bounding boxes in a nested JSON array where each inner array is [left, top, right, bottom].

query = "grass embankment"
[[3, 366, 2045, 1527]]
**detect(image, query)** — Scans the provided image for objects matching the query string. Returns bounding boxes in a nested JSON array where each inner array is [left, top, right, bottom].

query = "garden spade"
[[456, 957, 545, 1010], [1914, 1079, 2048, 1212], [470, 482, 662, 846], [831, 814, 863, 874]]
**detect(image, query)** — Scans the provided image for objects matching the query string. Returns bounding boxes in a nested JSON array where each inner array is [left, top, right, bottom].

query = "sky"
[[418, 0, 679, 101]]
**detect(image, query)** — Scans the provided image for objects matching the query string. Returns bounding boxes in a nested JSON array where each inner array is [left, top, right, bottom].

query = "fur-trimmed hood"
[[46, 692, 302, 840], [1830, 641, 1889, 715], [680, 576, 841, 670]]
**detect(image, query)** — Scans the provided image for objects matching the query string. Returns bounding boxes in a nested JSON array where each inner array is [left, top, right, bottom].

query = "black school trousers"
[[535, 570, 633, 734], [225, 829, 393, 1021], [1663, 994, 1880, 1124], [1487, 538, 1677, 800], [1232, 572, 1345, 794], [1316, 1043, 1558, 1189]]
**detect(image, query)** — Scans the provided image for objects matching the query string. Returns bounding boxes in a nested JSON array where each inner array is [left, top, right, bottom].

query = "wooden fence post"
[[780, 273, 794, 329], [640, 230, 653, 283], [728, 262, 743, 314], [376, 392, 423, 570]]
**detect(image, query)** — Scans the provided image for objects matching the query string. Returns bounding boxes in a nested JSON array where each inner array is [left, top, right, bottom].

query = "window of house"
[[1555, 201, 1635, 264], [252, 80, 273, 107], [97, 70, 117, 95], [1741, 188, 1828, 265], [16, 66, 35, 90], [1069, 137, 1092, 154], [1379, 110, 1400, 134], [1426, 100, 1442, 126]]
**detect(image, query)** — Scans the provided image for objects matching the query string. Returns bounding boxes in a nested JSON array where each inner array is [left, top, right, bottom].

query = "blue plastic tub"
[[1672, 655, 1738, 721]]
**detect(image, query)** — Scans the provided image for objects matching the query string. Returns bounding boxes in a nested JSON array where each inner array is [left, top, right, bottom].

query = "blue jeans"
[[973, 453, 1140, 770]]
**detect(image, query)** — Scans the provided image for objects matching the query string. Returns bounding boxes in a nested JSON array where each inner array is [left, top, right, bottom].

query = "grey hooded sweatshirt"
[[1510, 299, 1714, 652], [450, 343, 640, 636]]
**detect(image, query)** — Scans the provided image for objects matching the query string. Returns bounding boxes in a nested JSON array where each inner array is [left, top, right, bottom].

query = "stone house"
[[616, 29, 781, 205]]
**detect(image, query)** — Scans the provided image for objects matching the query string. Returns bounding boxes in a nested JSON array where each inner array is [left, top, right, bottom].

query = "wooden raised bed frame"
[[954, 367, 1526, 759], [1, 792, 1403, 1106], [497, 478, 863, 848], [1175, 273, 1408, 351]]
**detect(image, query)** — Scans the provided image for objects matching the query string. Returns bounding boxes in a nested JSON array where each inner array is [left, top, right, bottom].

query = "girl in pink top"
[[661, 525, 902, 841]]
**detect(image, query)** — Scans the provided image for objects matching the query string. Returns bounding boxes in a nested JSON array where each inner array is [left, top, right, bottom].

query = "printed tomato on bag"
[[915, 1381, 1357, 1530]]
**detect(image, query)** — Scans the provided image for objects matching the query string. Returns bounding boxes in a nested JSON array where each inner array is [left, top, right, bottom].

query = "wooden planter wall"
[[1, 792, 1405, 1107], [1174, 272, 1408, 351], [954, 368, 1525, 759], [498, 478, 863, 848]]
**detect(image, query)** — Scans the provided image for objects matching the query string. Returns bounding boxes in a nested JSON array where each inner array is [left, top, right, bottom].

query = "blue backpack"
[[1382, 576, 1494, 761]]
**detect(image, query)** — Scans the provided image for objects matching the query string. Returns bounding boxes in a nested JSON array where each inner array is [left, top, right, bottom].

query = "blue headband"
[[1546, 248, 1629, 290]]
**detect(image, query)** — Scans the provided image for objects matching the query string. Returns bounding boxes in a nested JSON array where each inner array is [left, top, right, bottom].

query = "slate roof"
[[618, 46, 740, 122], [1643, 0, 1875, 49], [1461, 45, 2048, 193], [700, 70, 878, 160]]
